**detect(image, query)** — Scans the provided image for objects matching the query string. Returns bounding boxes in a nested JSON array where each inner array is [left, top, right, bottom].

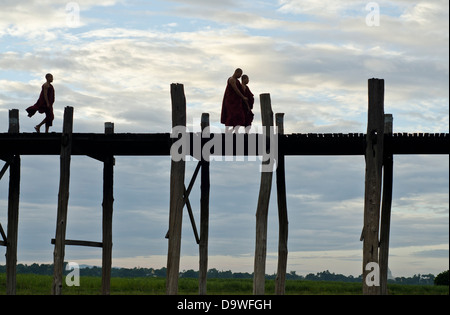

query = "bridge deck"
[[1, 132, 448, 158]]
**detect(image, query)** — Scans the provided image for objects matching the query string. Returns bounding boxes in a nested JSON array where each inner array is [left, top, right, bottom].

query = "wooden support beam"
[[186, 161, 201, 196], [166, 83, 186, 295], [6, 109, 20, 295], [0, 161, 10, 181], [164, 162, 201, 243], [253, 93, 274, 295], [0, 222, 6, 243], [102, 122, 115, 295], [52, 106, 74, 295], [275, 113, 288, 295], [379, 114, 393, 295], [362, 79, 384, 295], [182, 161, 201, 244], [199, 113, 210, 295], [51, 238, 103, 247], [184, 186, 200, 244]]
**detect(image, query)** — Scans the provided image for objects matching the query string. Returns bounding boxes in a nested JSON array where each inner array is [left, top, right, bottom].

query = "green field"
[[0, 273, 448, 295]]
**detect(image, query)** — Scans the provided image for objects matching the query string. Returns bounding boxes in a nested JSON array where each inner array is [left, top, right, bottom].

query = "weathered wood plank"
[[166, 84, 186, 295], [199, 113, 210, 295], [379, 114, 393, 295], [52, 106, 74, 295], [275, 113, 288, 295], [253, 93, 274, 295], [102, 122, 115, 295], [6, 109, 20, 295], [362, 79, 384, 295], [51, 238, 103, 248]]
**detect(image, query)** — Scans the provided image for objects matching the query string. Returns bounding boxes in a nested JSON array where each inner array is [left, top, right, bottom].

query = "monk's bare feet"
[[34, 126, 40, 133]]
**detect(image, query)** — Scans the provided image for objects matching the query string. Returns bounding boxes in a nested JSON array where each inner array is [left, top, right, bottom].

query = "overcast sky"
[[0, 0, 448, 277]]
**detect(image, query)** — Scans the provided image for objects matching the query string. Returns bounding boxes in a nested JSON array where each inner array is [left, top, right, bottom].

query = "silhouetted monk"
[[26, 73, 55, 133], [221, 68, 248, 130], [241, 74, 254, 127]]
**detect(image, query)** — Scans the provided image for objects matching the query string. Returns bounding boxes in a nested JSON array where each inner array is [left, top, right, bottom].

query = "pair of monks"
[[220, 68, 254, 130]]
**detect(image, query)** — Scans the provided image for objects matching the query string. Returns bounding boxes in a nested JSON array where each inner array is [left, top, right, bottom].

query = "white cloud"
[[2, 0, 448, 132], [278, 0, 363, 16], [0, 0, 448, 277], [0, 0, 119, 39]]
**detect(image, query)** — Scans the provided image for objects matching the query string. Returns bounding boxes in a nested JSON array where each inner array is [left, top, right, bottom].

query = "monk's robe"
[[221, 78, 246, 127], [26, 83, 55, 126], [243, 85, 254, 127]]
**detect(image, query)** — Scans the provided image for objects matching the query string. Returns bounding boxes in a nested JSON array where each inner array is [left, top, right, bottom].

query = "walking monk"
[[26, 73, 55, 133], [220, 68, 248, 131]]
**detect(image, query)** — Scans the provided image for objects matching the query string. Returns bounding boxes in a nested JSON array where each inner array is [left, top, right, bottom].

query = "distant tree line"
[[434, 270, 449, 286], [0, 263, 447, 286]]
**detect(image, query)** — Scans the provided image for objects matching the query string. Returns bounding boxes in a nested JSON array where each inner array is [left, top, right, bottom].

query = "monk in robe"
[[241, 74, 254, 127], [26, 73, 55, 133], [221, 68, 248, 130]]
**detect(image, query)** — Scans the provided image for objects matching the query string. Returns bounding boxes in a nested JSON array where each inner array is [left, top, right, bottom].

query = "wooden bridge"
[[1, 129, 446, 157], [0, 79, 448, 295]]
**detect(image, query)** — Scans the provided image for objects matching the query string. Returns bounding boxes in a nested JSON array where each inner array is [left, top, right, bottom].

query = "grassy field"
[[0, 273, 448, 295]]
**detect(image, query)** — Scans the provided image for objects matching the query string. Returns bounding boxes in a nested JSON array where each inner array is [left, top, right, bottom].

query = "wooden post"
[[166, 84, 186, 295], [379, 114, 393, 295], [52, 106, 74, 295], [253, 93, 274, 295], [6, 109, 20, 295], [199, 113, 210, 295], [362, 79, 384, 295], [275, 113, 288, 295], [102, 122, 114, 295]]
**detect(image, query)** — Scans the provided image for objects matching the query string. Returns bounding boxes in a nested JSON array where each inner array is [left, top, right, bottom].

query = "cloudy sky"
[[0, 0, 448, 278]]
